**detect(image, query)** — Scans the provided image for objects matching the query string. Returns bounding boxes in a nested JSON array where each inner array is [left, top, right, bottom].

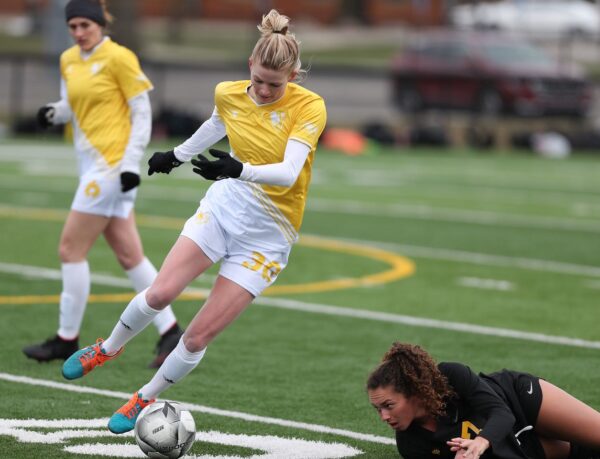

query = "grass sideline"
[[1, 139, 600, 457]]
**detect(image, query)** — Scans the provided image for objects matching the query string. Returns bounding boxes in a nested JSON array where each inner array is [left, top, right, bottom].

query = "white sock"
[[126, 257, 177, 335], [139, 338, 206, 400], [57, 261, 90, 340], [102, 289, 159, 354]]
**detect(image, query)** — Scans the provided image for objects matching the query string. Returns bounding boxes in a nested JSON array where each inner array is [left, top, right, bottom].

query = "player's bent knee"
[[182, 334, 209, 353], [145, 287, 176, 309]]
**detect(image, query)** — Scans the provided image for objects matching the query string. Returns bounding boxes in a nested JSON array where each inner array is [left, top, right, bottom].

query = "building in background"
[[0, 0, 448, 26]]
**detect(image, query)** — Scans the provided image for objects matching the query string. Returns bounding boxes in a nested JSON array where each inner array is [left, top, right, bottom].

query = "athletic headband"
[[65, 0, 106, 27]]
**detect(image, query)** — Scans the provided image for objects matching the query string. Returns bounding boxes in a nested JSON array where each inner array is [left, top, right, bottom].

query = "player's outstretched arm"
[[147, 150, 184, 176], [192, 140, 310, 186], [191, 149, 243, 181]]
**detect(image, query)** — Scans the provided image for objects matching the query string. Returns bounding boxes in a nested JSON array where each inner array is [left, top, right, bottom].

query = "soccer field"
[[1, 139, 600, 458]]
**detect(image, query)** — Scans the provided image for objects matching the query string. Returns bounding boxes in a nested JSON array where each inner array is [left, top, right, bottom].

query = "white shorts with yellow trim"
[[71, 173, 136, 218], [181, 200, 291, 297]]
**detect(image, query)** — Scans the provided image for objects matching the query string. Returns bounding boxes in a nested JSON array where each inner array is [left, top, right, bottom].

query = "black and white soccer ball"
[[134, 401, 196, 458]]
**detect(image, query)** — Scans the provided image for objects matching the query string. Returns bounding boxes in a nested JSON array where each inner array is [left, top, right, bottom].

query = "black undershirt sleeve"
[[440, 362, 516, 447]]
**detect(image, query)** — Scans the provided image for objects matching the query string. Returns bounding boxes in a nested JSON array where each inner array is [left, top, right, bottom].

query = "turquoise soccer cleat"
[[62, 338, 122, 380], [108, 392, 155, 434]]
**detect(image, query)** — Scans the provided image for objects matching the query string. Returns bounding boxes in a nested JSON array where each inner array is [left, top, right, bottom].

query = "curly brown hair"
[[366, 342, 455, 417]]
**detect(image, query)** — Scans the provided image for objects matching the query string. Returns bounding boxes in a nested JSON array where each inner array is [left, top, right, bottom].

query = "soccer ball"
[[134, 401, 196, 458]]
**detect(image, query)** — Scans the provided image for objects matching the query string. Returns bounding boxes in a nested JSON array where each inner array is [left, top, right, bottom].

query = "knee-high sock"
[[102, 289, 159, 354], [139, 338, 206, 400], [57, 261, 90, 340], [126, 257, 177, 335]]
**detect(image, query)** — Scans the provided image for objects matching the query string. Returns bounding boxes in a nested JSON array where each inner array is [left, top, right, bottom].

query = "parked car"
[[390, 31, 593, 117], [451, 0, 600, 39]]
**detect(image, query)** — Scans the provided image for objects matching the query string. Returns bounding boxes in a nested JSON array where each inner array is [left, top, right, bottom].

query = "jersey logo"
[[303, 122, 318, 136], [84, 180, 100, 198], [231, 110, 239, 118], [195, 211, 209, 224], [270, 111, 286, 129], [432, 448, 441, 455], [136, 73, 149, 83], [527, 380, 533, 394], [90, 62, 104, 76]]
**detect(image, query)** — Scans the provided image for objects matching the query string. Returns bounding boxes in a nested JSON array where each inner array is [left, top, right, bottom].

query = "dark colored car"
[[391, 31, 593, 117]]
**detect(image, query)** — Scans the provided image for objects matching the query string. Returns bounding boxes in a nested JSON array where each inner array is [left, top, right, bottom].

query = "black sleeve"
[[440, 362, 516, 446]]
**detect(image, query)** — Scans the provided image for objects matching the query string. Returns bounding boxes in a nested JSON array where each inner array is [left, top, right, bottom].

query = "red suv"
[[391, 31, 592, 117]]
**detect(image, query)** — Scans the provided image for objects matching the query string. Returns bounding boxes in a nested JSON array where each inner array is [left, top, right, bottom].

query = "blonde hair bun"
[[251, 9, 304, 78], [257, 9, 291, 37]]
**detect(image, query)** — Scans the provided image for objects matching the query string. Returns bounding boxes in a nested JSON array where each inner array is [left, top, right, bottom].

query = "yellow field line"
[[0, 291, 208, 305], [267, 235, 414, 295], [0, 204, 415, 303]]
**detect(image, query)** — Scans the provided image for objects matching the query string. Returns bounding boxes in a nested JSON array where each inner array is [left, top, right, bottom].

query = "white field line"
[[457, 277, 515, 291], [254, 295, 600, 350], [308, 199, 600, 234], [0, 168, 594, 210], [62, 433, 363, 458], [0, 420, 364, 458], [1, 171, 600, 233], [1, 200, 600, 278], [0, 372, 394, 445], [0, 262, 216, 288], [2, 261, 600, 350], [330, 236, 600, 278], [334, 165, 596, 191], [1, 145, 596, 194], [583, 280, 600, 290], [572, 202, 600, 217]]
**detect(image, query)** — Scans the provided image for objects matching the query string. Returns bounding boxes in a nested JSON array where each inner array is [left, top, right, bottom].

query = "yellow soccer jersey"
[[215, 80, 326, 231], [60, 38, 153, 173]]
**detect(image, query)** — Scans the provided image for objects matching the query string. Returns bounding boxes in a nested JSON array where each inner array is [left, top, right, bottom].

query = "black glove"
[[37, 106, 55, 129], [147, 150, 183, 176], [191, 149, 243, 181], [120, 172, 140, 192]]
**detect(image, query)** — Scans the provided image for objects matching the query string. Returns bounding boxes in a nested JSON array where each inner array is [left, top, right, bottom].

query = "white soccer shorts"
[[71, 174, 136, 218], [181, 203, 290, 297]]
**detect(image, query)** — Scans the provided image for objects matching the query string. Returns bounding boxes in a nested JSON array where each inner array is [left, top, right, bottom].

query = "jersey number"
[[242, 251, 281, 282], [461, 421, 481, 440]]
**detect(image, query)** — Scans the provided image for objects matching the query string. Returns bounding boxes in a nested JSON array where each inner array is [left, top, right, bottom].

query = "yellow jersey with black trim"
[[60, 38, 153, 177], [215, 80, 326, 232]]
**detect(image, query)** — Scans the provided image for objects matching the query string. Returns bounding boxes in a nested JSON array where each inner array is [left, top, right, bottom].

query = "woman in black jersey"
[[367, 342, 600, 459]]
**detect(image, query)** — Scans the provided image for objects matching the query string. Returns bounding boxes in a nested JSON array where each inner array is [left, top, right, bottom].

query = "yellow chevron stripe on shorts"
[[247, 183, 298, 245]]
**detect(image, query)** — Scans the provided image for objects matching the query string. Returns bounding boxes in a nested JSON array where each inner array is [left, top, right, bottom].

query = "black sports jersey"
[[395, 362, 544, 459]]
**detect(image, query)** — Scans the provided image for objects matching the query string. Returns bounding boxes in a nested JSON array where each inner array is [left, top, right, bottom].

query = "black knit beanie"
[[65, 0, 106, 27]]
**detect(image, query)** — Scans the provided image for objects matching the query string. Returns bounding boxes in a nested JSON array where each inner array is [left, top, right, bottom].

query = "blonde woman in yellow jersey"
[[62, 9, 327, 434], [23, 0, 183, 368]]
